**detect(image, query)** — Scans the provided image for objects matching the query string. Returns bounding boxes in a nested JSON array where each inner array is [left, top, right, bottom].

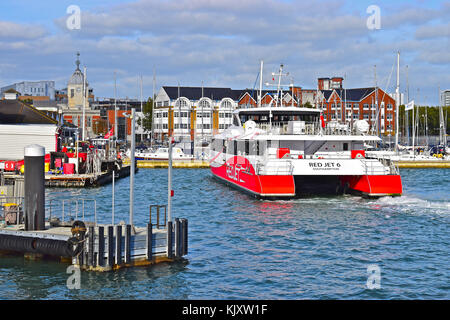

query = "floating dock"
[[1, 144, 188, 272], [2, 164, 136, 188], [123, 159, 209, 169], [0, 218, 188, 271]]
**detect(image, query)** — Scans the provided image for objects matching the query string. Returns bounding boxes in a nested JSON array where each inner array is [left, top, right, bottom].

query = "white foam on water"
[[369, 195, 450, 216]]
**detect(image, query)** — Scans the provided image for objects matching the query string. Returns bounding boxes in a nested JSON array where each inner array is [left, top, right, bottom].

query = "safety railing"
[[48, 198, 97, 225], [0, 196, 24, 226], [149, 204, 167, 229]]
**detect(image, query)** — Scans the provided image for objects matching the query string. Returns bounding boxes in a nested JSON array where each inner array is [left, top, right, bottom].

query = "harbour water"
[[0, 168, 448, 299]]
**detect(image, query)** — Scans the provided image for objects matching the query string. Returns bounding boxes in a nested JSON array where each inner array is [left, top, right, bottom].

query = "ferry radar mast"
[[265, 64, 291, 133]]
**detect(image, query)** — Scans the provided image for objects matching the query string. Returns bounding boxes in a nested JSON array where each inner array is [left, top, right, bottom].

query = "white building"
[[154, 86, 240, 151]]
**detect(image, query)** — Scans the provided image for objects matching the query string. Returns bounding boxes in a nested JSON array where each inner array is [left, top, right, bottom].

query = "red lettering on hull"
[[211, 156, 295, 197]]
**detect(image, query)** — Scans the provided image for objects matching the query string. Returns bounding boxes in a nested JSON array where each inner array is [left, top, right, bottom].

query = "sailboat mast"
[[114, 72, 118, 144], [406, 65, 410, 145], [259, 60, 263, 108], [395, 51, 400, 153]]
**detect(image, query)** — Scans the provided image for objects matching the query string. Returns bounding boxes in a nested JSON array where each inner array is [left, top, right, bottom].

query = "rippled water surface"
[[0, 168, 449, 299]]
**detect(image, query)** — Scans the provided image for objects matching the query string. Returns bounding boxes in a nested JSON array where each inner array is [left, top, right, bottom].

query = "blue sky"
[[0, 0, 449, 105]]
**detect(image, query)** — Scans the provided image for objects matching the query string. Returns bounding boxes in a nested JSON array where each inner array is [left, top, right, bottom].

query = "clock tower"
[[68, 52, 89, 109]]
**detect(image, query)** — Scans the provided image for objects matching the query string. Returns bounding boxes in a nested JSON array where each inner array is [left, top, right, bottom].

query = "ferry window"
[[343, 143, 348, 151], [245, 140, 249, 155]]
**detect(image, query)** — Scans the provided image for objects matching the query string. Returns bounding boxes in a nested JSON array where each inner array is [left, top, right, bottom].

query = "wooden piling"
[[115, 225, 122, 265], [107, 226, 114, 268], [146, 223, 152, 262], [125, 224, 131, 264], [98, 226, 104, 267], [166, 221, 173, 259]]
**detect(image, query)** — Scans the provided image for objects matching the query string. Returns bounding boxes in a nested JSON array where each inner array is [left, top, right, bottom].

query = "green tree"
[[138, 97, 154, 132]]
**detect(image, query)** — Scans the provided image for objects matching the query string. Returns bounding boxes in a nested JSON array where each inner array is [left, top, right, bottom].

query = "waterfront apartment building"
[[441, 89, 450, 106], [154, 86, 240, 149], [321, 86, 397, 135], [0, 80, 56, 100], [153, 80, 398, 149]]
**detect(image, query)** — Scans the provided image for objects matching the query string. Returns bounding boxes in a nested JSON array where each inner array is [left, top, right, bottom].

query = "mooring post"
[[166, 220, 173, 259], [115, 225, 122, 265], [146, 223, 153, 262], [174, 218, 180, 258], [125, 224, 131, 264], [98, 226, 104, 267], [88, 226, 95, 267], [107, 226, 114, 268], [24, 144, 45, 231], [79, 231, 85, 267], [181, 218, 188, 255]]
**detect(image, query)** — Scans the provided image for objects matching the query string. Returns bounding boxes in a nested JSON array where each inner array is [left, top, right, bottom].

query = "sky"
[[0, 0, 449, 105]]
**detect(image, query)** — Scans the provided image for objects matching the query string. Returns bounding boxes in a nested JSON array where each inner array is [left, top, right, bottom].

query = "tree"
[[137, 97, 154, 133]]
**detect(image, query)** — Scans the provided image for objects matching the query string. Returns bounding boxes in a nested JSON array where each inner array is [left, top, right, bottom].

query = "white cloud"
[[0, 21, 47, 40], [0, 0, 448, 105]]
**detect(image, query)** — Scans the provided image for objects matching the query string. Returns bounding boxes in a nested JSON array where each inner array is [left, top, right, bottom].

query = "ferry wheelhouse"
[[209, 106, 402, 198]]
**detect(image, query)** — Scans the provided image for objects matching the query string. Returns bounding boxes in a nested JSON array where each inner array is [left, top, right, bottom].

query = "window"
[[175, 98, 188, 108], [220, 99, 233, 110], [363, 104, 369, 110], [387, 104, 393, 110]]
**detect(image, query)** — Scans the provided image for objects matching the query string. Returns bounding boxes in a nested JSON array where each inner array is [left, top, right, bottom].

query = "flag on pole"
[[104, 127, 114, 139], [405, 100, 414, 111], [320, 112, 326, 128]]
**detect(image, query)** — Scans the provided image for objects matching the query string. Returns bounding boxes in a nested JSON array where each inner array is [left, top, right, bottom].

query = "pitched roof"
[[163, 86, 242, 101], [0, 99, 58, 124], [332, 87, 376, 102]]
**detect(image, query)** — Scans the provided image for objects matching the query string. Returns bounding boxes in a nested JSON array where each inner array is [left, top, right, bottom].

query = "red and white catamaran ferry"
[[209, 106, 402, 198]]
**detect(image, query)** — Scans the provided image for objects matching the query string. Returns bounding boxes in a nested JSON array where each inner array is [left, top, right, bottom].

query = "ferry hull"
[[339, 174, 403, 197], [210, 157, 402, 198], [210, 156, 295, 198]]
